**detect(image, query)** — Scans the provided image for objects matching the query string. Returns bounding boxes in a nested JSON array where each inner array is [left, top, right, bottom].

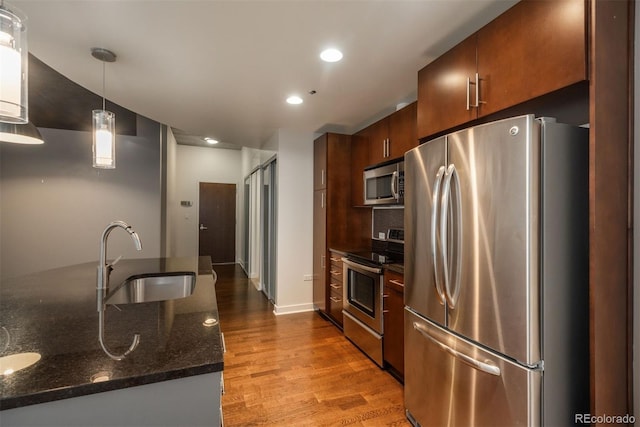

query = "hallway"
[[215, 264, 408, 426]]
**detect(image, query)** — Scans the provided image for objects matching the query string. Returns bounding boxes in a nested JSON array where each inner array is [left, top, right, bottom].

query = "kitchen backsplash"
[[372, 207, 404, 240]]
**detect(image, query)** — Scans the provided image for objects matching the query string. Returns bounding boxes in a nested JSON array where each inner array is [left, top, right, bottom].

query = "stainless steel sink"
[[105, 272, 196, 304]]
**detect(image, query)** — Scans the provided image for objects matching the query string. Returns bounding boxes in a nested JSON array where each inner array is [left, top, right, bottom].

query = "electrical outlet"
[[303, 274, 313, 281]]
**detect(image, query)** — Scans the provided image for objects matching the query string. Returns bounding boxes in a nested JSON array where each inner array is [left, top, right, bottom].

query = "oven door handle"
[[341, 257, 383, 275]]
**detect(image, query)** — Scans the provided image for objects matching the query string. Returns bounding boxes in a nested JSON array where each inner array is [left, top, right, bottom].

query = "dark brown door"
[[199, 182, 236, 263]]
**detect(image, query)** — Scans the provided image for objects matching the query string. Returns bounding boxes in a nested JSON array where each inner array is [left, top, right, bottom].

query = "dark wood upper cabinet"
[[417, 0, 587, 140], [350, 132, 369, 207], [388, 101, 418, 160], [367, 117, 390, 166], [477, 0, 587, 117], [313, 134, 327, 191], [417, 36, 477, 139]]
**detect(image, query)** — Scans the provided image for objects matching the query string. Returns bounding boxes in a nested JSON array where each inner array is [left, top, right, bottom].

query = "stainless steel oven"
[[341, 256, 384, 367]]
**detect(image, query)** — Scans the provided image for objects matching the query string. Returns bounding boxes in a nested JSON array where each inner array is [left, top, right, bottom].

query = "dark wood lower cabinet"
[[383, 269, 404, 381], [327, 252, 344, 327]]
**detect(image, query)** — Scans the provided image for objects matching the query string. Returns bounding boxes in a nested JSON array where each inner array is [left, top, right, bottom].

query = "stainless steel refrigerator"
[[404, 115, 589, 426]]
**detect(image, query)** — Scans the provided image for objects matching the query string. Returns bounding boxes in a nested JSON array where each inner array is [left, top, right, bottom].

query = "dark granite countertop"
[[0, 256, 223, 411], [385, 263, 404, 275]]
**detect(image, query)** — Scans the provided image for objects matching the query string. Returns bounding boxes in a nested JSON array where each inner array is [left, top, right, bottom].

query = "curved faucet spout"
[[96, 221, 143, 360], [99, 308, 141, 361]]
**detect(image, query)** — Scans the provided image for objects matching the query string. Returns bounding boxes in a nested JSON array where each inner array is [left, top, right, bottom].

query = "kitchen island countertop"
[[0, 256, 223, 411]]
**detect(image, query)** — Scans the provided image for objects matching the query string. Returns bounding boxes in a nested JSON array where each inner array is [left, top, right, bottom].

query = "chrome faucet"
[[97, 221, 143, 360]]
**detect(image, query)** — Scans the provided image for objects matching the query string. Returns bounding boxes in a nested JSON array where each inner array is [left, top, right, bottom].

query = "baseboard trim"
[[272, 303, 315, 316]]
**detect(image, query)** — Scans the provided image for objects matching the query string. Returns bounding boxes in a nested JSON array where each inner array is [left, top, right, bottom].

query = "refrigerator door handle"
[[449, 164, 463, 307], [440, 163, 463, 309], [431, 166, 446, 304], [413, 322, 501, 377]]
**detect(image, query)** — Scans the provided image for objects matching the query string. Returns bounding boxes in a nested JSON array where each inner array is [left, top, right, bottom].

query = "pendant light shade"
[[0, 3, 28, 124], [91, 47, 116, 169], [0, 120, 43, 144], [92, 109, 115, 168]]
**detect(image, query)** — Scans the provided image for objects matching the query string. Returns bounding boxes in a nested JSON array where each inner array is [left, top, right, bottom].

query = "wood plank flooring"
[[215, 264, 409, 426]]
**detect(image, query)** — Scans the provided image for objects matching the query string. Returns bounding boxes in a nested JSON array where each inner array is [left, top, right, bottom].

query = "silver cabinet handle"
[[467, 73, 484, 110], [475, 72, 485, 108], [388, 279, 404, 287], [475, 72, 481, 109], [330, 283, 341, 290], [221, 332, 226, 353], [431, 166, 446, 304], [321, 169, 325, 186], [329, 296, 342, 303], [199, 224, 208, 230], [413, 322, 501, 376], [321, 191, 325, 208]]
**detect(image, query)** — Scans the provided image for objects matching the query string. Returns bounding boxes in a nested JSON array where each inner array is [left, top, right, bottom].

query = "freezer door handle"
[[431, 166, 446, 304], [413, 322, 501, 377]]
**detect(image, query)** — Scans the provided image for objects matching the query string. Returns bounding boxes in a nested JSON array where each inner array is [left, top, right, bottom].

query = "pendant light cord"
[[102, 60, 106, 111]]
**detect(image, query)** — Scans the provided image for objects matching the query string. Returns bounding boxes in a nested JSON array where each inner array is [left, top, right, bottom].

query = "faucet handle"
[[110, 255, 123, 266]]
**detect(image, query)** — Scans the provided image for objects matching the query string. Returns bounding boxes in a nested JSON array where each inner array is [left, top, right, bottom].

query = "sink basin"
[[106, 272, 196, 304]]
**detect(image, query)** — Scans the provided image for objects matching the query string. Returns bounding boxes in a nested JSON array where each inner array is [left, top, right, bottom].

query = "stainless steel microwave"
[[363, 160, 404, 205]]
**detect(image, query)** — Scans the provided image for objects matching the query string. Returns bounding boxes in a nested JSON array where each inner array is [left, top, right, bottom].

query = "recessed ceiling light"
[[320, 48, 343, 63], [286, 96, 303, 105], [205, 137, 219, 144]]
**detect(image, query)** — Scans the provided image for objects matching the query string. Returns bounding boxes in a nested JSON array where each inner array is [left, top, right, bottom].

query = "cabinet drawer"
[[329, 252, 344, 284], [328, 288, 344, 326]]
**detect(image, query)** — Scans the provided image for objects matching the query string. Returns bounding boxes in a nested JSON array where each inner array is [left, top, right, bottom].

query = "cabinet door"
[[312, 190, 326, 311], [383, 270, 405, 378], [388, 101, 417, 159], [351, 131, 369, 207], [367, 117, 390, 165], [417, 34, 477, 140], [477, 0, 587, 117], [326, 133, 351, 248], [313, 134, 327, 190]]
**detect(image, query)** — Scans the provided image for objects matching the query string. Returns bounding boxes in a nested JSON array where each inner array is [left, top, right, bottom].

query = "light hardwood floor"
[[216, 264, 409, 426]]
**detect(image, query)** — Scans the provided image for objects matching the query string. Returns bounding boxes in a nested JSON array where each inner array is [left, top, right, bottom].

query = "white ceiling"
[[14, 0, 517, 149]]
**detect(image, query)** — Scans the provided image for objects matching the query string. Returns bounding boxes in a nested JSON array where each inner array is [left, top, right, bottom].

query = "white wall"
[[272, 129, 314, 314], [0, 117, 162, 279], [634, 0, 639, 420], [169, 144, 242, 259]]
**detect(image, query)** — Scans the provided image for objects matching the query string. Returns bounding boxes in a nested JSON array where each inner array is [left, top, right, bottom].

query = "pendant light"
[[0, 120, 42, 144], [0, 1, 43, 144], [0, 1, 27, 123], [91, 47, 116, 169]]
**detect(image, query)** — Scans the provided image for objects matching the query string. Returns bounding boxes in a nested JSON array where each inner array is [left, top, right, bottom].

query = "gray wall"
[[0, 116, 162, 279]]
